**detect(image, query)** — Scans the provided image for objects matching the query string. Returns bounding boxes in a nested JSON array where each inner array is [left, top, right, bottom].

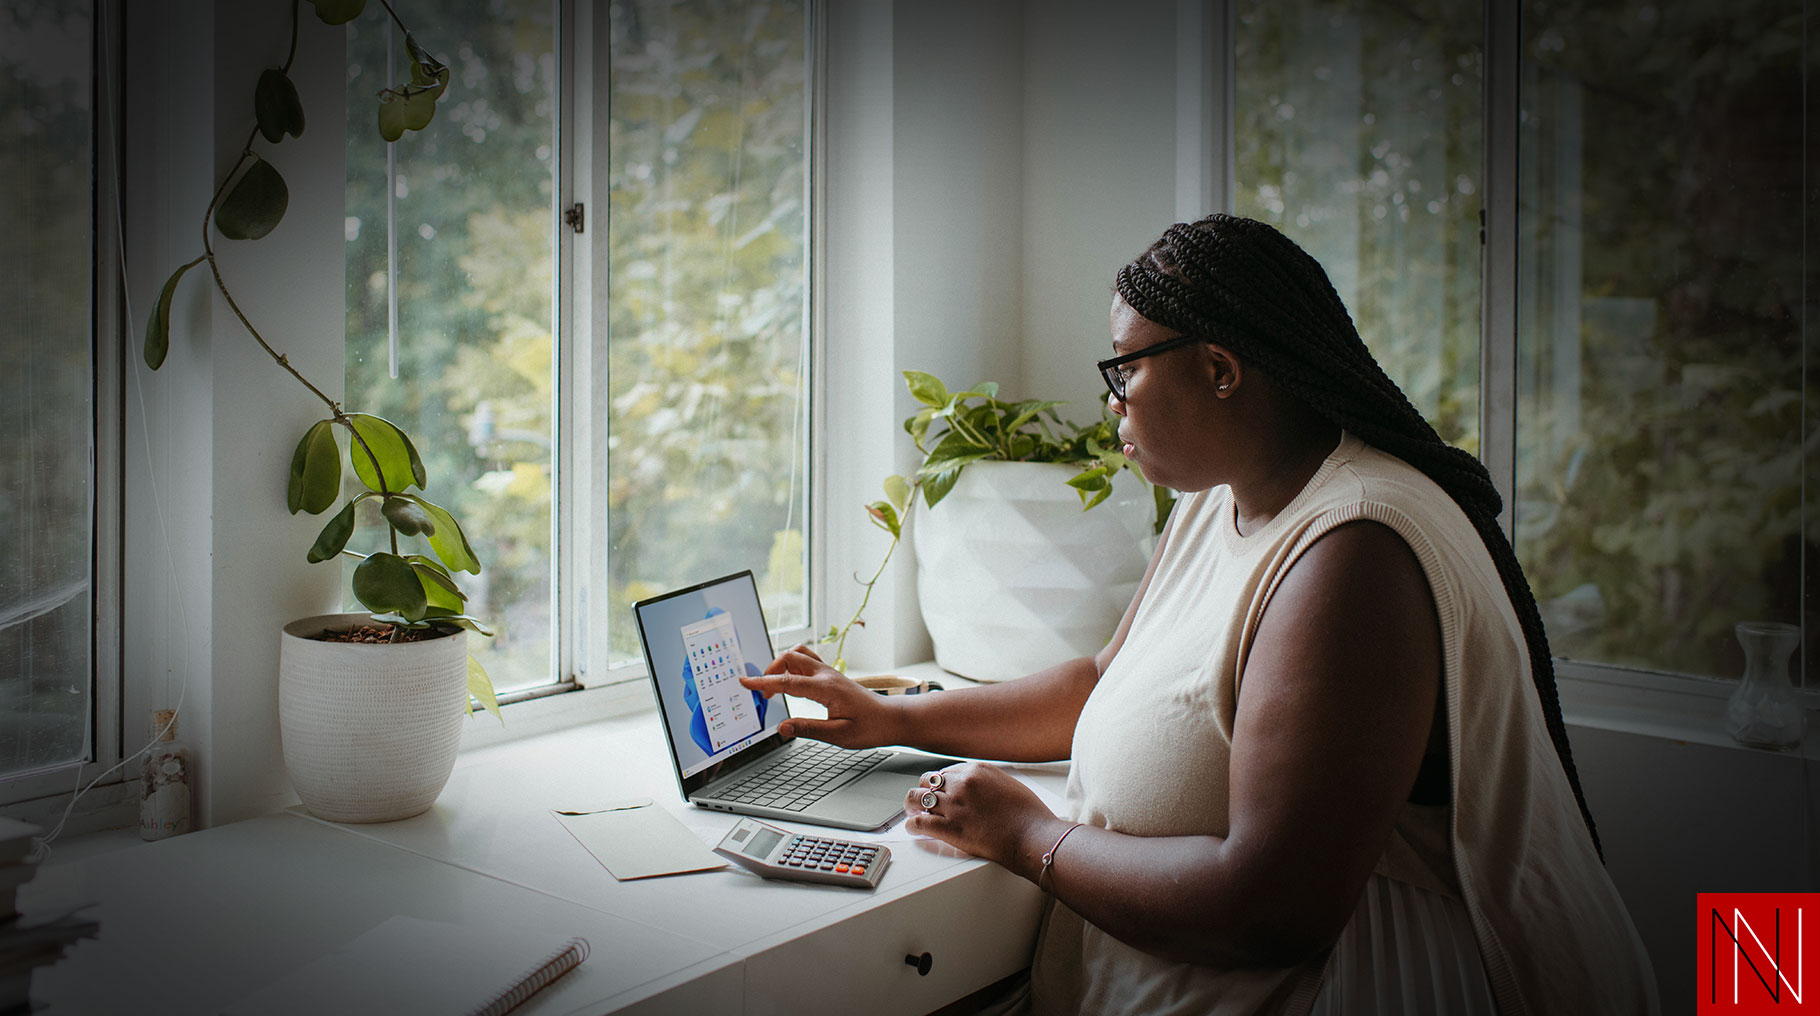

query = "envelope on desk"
[[554, 797, 726, 880]]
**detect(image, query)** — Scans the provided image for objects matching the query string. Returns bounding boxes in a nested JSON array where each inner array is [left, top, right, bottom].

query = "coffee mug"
[[853, 674, 941, 696]]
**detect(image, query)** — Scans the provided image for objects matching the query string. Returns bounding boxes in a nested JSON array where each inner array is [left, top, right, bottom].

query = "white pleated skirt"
[[1309, 873, 1497, 1015]]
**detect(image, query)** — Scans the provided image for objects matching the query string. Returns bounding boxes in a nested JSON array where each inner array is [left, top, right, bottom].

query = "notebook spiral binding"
[[476, 936, 592, 1016]]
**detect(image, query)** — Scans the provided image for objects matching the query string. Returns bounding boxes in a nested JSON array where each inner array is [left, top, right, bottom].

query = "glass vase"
[[1723, 621, 1805, 749]]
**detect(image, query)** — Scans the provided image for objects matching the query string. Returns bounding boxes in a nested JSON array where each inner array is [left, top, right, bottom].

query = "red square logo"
[[1699, 893, 1820, 1013]]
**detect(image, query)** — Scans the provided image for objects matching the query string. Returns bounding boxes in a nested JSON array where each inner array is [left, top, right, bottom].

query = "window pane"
[[1514, 1, 1808, 681], [1233, 0, 1484, 451], [345, 3, 558, 694], [0, 0, 94, 778], [605, 0, 811, 665]]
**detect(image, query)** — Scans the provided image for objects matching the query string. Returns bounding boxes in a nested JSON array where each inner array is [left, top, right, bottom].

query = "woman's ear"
[[1203, 343, 1242, 396]]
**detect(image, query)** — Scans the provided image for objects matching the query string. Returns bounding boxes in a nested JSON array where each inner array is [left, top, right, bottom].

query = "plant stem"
[[828, 492, 917, 669], [375, 0, 411, 36], [199, 125, 394, 500], [282, 0, 300, 72]]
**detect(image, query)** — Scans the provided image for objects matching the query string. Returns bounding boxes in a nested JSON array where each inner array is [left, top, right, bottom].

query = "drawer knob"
[[904, 952, 933, 976]]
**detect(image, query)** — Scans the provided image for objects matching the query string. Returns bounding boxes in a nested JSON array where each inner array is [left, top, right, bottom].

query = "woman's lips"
[[1121, 440, 1136, 457]]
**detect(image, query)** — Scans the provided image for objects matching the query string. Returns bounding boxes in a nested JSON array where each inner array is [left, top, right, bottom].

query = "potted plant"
[[143, 0, 499, 824], [824, 371, 1172, 681]]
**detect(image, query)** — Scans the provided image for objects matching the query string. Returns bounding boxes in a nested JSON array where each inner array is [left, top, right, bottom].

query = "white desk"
[[23, 698, 1065, 1015]]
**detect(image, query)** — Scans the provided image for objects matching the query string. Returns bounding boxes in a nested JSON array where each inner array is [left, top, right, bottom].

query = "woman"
[[742, 214, 1657, 1015]]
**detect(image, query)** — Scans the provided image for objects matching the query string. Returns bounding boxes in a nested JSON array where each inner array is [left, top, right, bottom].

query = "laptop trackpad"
[[813, 751, 964, 828]]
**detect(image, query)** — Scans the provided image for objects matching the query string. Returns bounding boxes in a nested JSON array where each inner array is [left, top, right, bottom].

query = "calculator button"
[[835, 864, 849, 873], [850, 866, 865, 876]]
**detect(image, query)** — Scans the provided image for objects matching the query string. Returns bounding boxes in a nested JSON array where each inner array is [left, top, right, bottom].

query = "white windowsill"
[[1556, 663, 1820, 762]]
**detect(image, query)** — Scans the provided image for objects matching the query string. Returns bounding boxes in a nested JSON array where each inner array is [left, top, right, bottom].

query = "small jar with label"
[[139, 709, 193, 841]]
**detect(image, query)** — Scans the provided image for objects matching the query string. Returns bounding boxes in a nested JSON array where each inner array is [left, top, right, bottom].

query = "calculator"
[[712, 817, 890, 889]]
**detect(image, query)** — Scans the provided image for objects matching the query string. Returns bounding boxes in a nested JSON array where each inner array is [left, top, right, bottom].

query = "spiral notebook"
[[222, 915, 590, 1016]]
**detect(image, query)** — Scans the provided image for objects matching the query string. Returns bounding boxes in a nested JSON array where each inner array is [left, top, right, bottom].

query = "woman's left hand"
[[905, 762, 1066, 874]]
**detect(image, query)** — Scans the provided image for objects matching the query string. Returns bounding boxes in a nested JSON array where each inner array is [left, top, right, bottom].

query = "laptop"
[[633, 570, 957, 831]]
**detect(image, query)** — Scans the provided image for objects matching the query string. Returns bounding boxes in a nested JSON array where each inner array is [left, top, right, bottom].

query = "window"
[[601, 0, 812, 669], [1233, 0, 1484, 453], [1231, 0, 1813, 687], [0, 0, 114, 783], [1512, 0, 1808, 684], [343, 0, 812, 695], [345, 2, 562, 697]]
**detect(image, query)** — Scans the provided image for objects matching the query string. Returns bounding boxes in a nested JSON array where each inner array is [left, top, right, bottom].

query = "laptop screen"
[[633, 571, 790, 784]]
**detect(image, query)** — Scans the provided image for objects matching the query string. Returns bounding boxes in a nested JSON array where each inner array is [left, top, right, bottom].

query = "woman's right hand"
[[740, 644, 904, 749]]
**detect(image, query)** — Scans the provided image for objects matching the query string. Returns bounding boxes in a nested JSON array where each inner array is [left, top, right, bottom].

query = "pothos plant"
[[141, 0, 500, 719], [820, 370, 1175, 670]]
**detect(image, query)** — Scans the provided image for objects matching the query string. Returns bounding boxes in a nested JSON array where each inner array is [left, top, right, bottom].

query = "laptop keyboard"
[[713, 741, 895, 812]]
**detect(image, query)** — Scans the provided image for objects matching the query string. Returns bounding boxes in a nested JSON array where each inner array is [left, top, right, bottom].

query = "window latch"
[[564, 202, 585, 234]]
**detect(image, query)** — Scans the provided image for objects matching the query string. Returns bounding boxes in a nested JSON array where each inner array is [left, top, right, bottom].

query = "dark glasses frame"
[[1096, 334, 1208, 401]]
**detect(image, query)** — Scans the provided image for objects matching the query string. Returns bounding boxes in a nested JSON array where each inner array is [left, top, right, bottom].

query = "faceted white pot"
[[912, 462, 1154, 682], [278, 613, 468, 823]]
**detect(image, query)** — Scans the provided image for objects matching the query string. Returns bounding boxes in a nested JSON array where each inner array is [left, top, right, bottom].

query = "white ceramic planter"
[[912, 462, 1154, 682], [278, 613, 468, 823]]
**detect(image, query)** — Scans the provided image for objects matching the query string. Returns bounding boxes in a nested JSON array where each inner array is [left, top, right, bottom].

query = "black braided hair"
[[1117, 213, 1601, 858]]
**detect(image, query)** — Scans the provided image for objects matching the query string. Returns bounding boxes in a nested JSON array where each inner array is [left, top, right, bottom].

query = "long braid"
[[1117, 213, 1602, 857]]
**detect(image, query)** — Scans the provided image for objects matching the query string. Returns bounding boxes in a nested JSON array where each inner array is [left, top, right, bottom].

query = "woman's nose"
[[1107, 391, 1126, 417]]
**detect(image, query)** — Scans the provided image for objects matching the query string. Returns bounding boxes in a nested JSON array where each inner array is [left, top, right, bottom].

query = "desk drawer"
[[742, 862, 1044, 1016]]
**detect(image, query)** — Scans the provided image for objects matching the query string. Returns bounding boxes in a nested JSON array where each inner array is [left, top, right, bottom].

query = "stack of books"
[[0, 817, 98, 1012]]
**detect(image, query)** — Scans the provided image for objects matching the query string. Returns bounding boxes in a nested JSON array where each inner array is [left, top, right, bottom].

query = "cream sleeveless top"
[[1027, 432, 1658, 1016]]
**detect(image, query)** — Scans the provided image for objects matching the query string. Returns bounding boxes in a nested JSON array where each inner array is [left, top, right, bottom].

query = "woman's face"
[[1105, 295, 1231, 493]]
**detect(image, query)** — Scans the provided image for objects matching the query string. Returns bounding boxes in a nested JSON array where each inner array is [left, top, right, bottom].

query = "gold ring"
[[920, 790, 939, 810]]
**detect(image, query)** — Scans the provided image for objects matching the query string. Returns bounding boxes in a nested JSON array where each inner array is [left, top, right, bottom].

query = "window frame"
[[567, 0, 822, 697], [0, 0, 128, 816]]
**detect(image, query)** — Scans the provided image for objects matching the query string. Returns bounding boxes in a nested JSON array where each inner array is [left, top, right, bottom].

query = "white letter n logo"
[[1713, 907, 1804, 1005]]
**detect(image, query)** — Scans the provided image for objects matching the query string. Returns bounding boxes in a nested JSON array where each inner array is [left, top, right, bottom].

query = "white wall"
[[819, 0, 1179, 671], [123, 3, 345, 827]]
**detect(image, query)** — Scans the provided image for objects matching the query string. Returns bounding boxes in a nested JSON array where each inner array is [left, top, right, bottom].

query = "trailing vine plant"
[[141, 0, 499, 717], [820, 371, 1174, 670]]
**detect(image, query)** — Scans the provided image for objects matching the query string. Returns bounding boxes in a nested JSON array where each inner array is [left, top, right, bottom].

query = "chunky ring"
[[920, 790, 940, 810], [927, 772, 945, 791]]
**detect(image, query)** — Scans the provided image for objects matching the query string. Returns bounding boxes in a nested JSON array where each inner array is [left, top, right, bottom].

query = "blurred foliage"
[[1235, 0, 1812, 682], [346, 0, 811, 683], [1511, 0, 1809, 680], [604, 0, 810, 665], [345, 0, 558, 692], [0, 0, 94, 775]]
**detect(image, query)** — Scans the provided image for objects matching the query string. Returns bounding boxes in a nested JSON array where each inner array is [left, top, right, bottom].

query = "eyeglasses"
[[1096, 334, 1207, 401]]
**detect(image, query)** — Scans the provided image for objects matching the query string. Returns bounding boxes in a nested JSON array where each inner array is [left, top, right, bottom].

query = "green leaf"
[[306, 0, 365, 25], [431, 613, 493, 637], [377, 66, 448, 142], [903, 370, 949, 408], [287, 420, 340, 514], [1005, 399, 1065, 434], [144, 260, 199, 370], [467, 654, 502, 722], [382, 496, 437, 537], [214, 158, 289, 240], [346, 414, 427, 493], [306, 501, 357, 563], [963, 381, 1000, 400], [865, 501, 901, 538], [353, 551, 427, 621], [254, 69, 306, 144], [414, 562, 464, 613], [400, 495, 481, 574], [922, 467, 962, 509], [883, 474, 911, 514], [905, 408, 937, 451]]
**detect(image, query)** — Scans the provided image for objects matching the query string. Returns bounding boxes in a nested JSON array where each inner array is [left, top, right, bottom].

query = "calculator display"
[[748, 828, 784, 857]]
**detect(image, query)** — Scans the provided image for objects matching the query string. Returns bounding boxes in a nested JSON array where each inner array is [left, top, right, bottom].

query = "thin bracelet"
[[1038, 822, 1084, 892]]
